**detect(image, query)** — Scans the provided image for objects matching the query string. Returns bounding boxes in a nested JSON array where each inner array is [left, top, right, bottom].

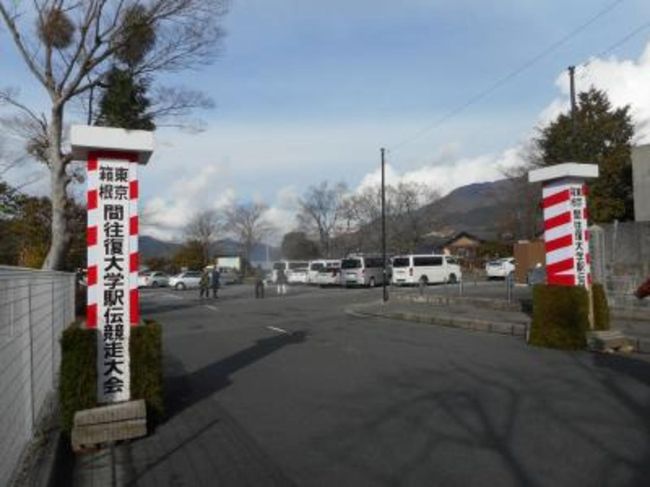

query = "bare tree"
[[390, 181, 440, 253], [297, 181, 347, 258], [494, 144, 542, 241], [0, 0, 228, 270], [224, 202, 274, 264], [184, 209, 222, 266], [339, 181, 439, 254]]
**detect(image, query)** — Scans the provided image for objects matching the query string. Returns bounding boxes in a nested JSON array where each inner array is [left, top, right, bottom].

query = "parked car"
[[287, 261, 309, 284], [138, 271, 170, 288], [169, 271, 202, 290], [218, 267, 242, 285], [316, 261, 342, 286], [485, 257, 516, 279], [308, 259, 340, 284], [391, 254, 462, 286], [341, 255, 386, 287]]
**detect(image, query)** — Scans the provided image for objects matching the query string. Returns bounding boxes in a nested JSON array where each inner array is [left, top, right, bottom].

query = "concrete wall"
[[589, 222, 650, 307], [632, 144, 650, 222], [0, 267, 75, 486]]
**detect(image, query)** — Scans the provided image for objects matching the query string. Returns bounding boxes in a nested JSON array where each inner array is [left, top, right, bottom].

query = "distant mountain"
[[139, 236, 181, 260], [139, 235, 280, 262], [419, 178, 516, 241]]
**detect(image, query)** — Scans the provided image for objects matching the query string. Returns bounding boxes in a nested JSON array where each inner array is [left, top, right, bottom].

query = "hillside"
[[420, 178, 517, 240]]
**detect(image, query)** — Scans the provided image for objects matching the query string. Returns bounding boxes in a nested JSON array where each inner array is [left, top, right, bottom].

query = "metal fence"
[[0, 266, 75, 486]]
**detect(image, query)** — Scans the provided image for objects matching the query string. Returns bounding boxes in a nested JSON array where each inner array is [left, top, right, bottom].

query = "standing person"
[[255, 276, 265, 299], [211, 266, 221, 299], [199, 270, 209, 299], [276, 266, 287, 295]]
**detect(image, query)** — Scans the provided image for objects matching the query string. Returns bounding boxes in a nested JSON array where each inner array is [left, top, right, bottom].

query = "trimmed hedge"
[[529, 284, 589, 350], [59, 325, 97, 433], [130, 320, 164, 422], [59, 320, 164, 434], [592, 283, 610, 331]]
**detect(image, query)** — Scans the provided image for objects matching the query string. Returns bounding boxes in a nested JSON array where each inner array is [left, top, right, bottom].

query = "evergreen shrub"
[[529, 284, 589, 350]]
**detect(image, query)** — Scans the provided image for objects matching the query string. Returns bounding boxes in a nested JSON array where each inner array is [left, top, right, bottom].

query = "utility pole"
[[381, 148, 388, 303], [568, 66, 577, 150]]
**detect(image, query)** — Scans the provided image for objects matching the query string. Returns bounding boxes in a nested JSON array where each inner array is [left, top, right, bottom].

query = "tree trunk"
[[42, 104, 70, 271]]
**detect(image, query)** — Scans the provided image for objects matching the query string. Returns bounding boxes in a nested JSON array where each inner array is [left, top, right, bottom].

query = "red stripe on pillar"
[[544, 211, 572, 231], [129, 180, 139, 199], [547, 274, 576, 286], [86, 304, 97, 328], [586, 254, 591, 265], [546, 258, 575, 275], [88, 155, 98, 171], [87, 266, 98, 286], [129, 216, 138, 236], [545, 234, 573, 253], [583, 207, 589, 220], [130, 252, 139, 273], [89, 150, 138, 162], [542, 189, 570, 209], [583, 184, 589, 196], [87, 190, 98, 210], [87, 226, 98, 246], [130, 289, 139, 325]]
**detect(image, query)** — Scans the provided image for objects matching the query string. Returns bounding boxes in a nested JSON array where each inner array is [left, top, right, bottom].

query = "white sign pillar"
[[71, 126, 153, 403], [529, 163, 599, 288]]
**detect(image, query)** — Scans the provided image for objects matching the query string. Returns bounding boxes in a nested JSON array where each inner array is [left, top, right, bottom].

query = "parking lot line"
[[204, 305, 220, 311]]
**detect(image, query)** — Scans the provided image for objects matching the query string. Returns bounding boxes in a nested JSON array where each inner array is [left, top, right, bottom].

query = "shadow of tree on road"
[[163, 329, 308, 421], [310, 350, 650, 486]]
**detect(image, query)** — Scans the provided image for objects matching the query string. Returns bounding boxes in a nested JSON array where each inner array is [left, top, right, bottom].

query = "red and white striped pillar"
[[71, 126, 153, 404], [529, 163, 599, 288]]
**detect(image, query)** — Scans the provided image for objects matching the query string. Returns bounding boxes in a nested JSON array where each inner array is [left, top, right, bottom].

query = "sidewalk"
[[352, 294, 650, 353], [349, 300, 529, 338]]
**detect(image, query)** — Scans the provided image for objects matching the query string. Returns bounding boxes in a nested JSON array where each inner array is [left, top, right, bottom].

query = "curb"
[[392, 293, 525, 312], [349, 303, 650, 353], [349, 304, 528, 338]]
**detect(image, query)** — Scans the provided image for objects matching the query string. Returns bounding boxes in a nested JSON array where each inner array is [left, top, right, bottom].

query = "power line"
[[580, 18, 650, 72], [389, 0, 627, 152]]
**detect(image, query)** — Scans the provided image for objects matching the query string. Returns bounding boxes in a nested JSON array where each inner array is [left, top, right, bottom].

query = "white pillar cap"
[[528, 162, 599, 183], [70, 125, 154, 165]]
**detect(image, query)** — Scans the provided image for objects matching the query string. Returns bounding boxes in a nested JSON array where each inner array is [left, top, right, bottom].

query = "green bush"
[[592, 283, 610, 331], [59, 320, 164, 434], [130, 320, 164, 422], [59, 325, 96, 434], [529, 284, 589, 350]]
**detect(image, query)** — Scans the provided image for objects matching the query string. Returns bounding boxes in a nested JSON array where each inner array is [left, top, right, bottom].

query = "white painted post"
[[71, 126, 154, 404]]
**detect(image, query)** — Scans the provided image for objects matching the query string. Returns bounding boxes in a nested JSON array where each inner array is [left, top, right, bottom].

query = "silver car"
[[169, 271, 202, 290]]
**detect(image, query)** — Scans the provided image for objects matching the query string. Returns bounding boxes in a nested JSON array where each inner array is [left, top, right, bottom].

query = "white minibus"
[[341, 255, 386, 287], [391, 254, 462, 285]]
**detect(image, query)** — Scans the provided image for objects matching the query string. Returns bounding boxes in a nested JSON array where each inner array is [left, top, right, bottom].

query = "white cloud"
[[356, 41, 650, 197], [542, 42, 650, 142], [357, 146, 526, 196]]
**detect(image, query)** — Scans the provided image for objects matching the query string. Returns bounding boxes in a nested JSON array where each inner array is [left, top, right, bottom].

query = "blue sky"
[[3, 0, 650, 240]]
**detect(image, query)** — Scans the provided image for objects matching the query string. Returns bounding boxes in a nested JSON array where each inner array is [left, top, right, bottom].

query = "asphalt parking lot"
[[75, 283, 650, 486]]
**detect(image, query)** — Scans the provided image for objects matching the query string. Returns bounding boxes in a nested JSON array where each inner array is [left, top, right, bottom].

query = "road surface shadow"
[[164, 329, 308, 421], [309, 352, 650, 486]]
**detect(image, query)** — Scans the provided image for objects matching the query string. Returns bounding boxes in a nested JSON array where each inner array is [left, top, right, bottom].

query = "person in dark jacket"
[[211, 267, 221, 298]]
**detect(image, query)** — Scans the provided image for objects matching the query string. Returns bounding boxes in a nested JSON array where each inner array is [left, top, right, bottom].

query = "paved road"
[[76, 284, 650, 486]]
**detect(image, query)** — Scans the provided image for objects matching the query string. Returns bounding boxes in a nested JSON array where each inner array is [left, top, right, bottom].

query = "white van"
[[307, 259, 339, 284], [315, 260, 342, 286], [341, 255, 386, 287], [391, 254, 462, 286], [271, 260, 309, 284]]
